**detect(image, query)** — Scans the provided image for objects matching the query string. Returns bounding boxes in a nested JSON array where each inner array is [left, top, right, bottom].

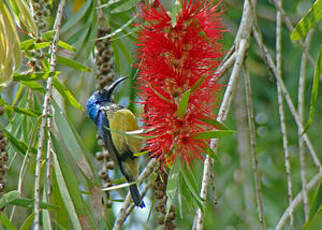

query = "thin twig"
[[275, 1, 294, 228], [193, 38, 249, 230], [298, 30, 314, 221], [193, 0, 257, 227], [33, 1, 66, 229], [252, 24, 322, 170], [234, 82, 257, 228], [244, 65, 266, 230], [112, 158, 157, 230], [275, 171, 322, 230], [270, 0, 315, 68]]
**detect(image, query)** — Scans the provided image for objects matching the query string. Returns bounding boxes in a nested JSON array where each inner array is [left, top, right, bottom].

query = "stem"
[[193, 38, 249, 230], [275, 171, 322, 230], [244, 66, 266, 230], [234, 82, 256, 228], [33, 1, 66, 229], [276, 1, 294, 228], [252, 24, 322, 170], [270, 0, 315, 68], [298, 30, 314, 221]]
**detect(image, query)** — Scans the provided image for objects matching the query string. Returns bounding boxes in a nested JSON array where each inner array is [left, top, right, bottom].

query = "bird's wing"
[[109, 109, 142, 157], [97, 110, 121, 169]]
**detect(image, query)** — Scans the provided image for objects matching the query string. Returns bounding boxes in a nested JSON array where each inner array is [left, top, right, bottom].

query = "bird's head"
[[87, 77, 127, 124]]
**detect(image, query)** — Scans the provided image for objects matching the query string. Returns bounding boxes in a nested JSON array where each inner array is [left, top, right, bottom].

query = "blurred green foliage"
[[0, 0, 321, 229]]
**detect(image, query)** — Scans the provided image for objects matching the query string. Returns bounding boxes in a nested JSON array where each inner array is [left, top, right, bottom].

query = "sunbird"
[[87, 77, 145, 208]]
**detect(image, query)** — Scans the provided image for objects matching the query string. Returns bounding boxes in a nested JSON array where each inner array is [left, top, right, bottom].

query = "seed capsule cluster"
[[96, 135, 114, 208], [0, 130, 8, 195], [28, 0, 51, 71], [95, 27, 115, 90], [31, 0, 50, 32], [95, 22, 116, 208], [153, 168, 176, 229]]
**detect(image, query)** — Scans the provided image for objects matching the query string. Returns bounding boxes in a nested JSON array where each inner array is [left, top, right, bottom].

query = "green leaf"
[[193, 130, 235, 139], [61, 0, 92, 34], [179, 162, 204, 213], [20, 214, 34, 230], [53, 76, 84, 111], [291, 0, 322, 40], [176, 89, 191, 119], [303, 206, 322, 230], [147, 84, 171, 104], [133, 150, 149, 157], [5, 105, 41, 117], [309, 182, 322, 220], [53, 102, 94, 180], [34, 42, 50, 49], [1, 127, 37, 155], [40, 30, 56, 41], [302, 46, 322, 134], [205, 147, 219, 161], [191, 75, 206, 93], [0, 213, 18, 230], [20, 39, 35, 50], [111, 0, 138, 14], [52, 150, 83, 230], [21, 81, 45, 93], [0, 190, 20, 209], [166, 160, 180, 201], [58, 40, 76, 52], [170, 0, 181, 27], [200, 118, 230, 130], [56, 55, 90, 72], [9, 198, 59, 210], [14, 71, 59, 81]]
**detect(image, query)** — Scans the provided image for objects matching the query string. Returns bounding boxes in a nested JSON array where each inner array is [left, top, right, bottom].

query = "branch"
[[112, 158, 157, 230], [270, 0, 315, 68], [298, 30, 314, 221], [33, 1, 66, 229], [193, 38, 250, 230], [276, 1, 294, 228], [252, 24, 322, 170], [192, 0, 258, 228], [244, 65, 266, 230], [275, 171, 322, 230]]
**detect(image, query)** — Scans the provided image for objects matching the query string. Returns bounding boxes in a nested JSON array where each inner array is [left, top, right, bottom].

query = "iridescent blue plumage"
[[87, 77, 145, 208]]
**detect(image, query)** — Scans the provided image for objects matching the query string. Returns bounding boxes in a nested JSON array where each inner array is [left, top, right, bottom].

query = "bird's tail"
[[129, 184, 145, 208]]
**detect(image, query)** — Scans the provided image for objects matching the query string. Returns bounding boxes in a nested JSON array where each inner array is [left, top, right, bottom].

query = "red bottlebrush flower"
[[136, 0, 225, 167]]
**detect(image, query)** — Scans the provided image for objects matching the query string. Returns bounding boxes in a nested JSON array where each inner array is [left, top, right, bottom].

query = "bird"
[[87, 77, 145, 208]]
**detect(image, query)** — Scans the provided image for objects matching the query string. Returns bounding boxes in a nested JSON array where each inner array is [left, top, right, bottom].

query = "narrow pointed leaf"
[[291, 0, 322, 40], [166, 160, 180, 201], [5, 106, 41, 117], [180, 163, 204, 213], [176, 89, 191, 119], [53, 76, 84, 111], [14, 71, 59, 82], [191, 75, 206, 93], [199, 118, 230, 130], [20, 214, 34, 230], [0, 213, 18, 230], [52, 151, 82, 230], [193, 130, 235, 139], [21, 81, 45, 93], [57, 55, 90, 72], [1, 127, 36, 154], [58, 40, 75, 52], [302, 47, 322, 134], [0, 190, 20, 209]]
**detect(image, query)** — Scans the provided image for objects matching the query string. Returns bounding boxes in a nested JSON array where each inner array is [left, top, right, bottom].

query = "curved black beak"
[[103, 76, 128, 102]]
